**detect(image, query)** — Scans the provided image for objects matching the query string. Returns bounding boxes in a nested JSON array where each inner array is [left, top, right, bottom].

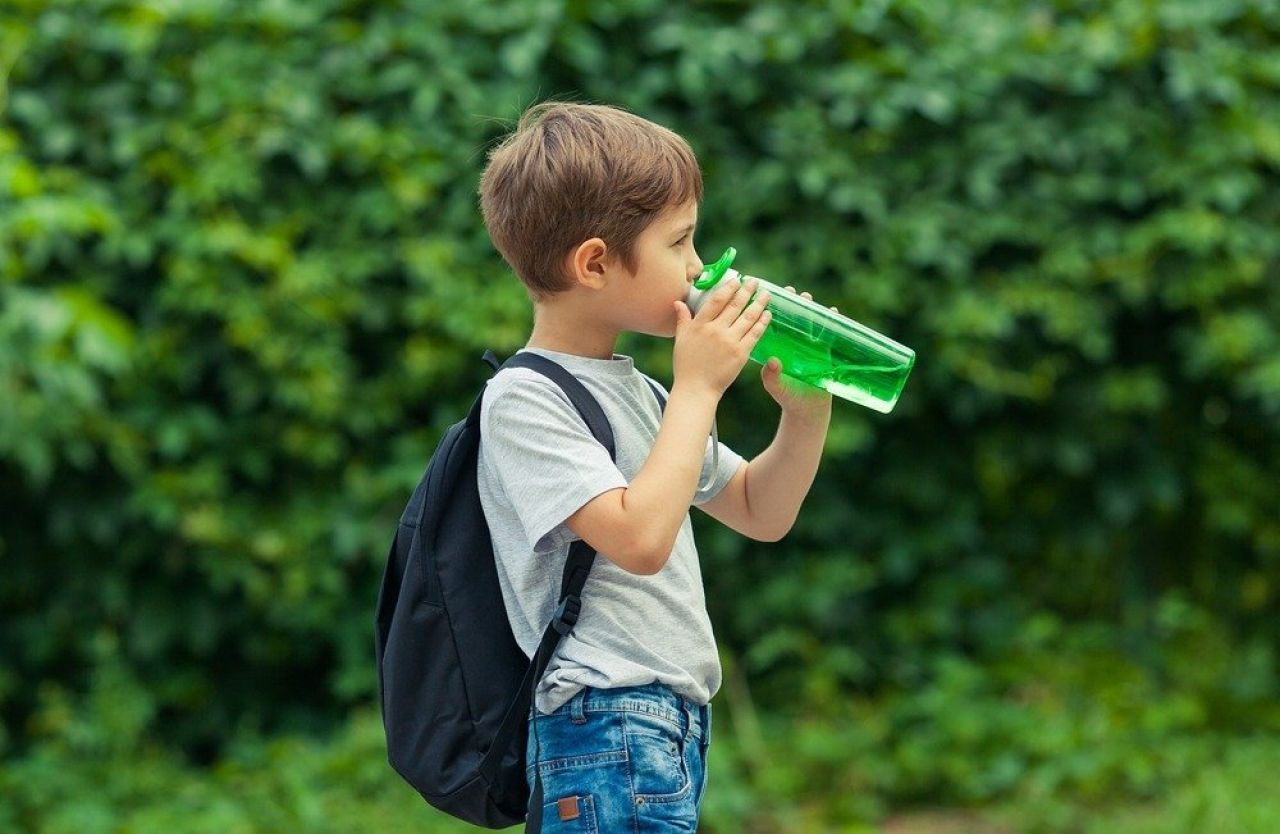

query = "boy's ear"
[[567, 238, 610, 290]]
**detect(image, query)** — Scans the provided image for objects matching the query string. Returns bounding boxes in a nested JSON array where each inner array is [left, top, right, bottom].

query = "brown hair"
[[479, 101, 703, 302]]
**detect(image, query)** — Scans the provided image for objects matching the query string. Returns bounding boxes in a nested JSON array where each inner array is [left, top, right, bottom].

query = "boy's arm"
[[570, 276, 782, 571], [565, 380, 722, 575], [698, 406, 831, 542]]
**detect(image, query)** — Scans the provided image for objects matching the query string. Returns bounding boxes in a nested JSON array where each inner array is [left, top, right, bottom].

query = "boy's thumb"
[[673, 300, 690, 322]]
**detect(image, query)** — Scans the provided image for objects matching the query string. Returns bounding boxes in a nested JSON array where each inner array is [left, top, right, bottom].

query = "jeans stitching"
[[528, 747, 628, 776], [573, 795, 599, 833], [582, 701, 706, 740], [626, 723, 639, 834], [625, 712, 694, 804]]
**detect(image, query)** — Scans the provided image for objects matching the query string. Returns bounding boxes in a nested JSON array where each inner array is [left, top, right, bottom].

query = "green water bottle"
[[685, 247, 916, 414]]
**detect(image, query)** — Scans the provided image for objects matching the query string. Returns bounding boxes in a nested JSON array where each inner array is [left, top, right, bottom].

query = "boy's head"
[[479, 102, 705, 337]]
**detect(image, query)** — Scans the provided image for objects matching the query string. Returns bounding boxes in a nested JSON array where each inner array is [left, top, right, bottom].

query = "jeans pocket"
[[527, 711, 627, 775], [539, 794, 599, 832], [695, 704, 711, 811], [624, 710, 692, 804]]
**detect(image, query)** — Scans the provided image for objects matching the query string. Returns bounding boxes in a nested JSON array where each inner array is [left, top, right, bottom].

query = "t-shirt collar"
[[516, 347, 636, 377]]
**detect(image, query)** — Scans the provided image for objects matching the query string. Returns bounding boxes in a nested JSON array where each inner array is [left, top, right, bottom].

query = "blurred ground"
[[882, 812, 1013, 833]]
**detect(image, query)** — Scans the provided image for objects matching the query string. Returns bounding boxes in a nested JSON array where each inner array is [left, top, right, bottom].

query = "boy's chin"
[[632, 318, 679, 338]]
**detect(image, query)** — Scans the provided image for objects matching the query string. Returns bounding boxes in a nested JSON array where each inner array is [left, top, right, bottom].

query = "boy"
[[476, 101, 831, 830]]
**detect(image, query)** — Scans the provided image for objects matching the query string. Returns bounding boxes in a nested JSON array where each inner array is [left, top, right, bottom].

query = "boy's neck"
[[526, 307, 620, 360]]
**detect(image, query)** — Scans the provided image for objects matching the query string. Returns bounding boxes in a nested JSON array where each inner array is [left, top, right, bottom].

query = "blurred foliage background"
[[2, 0, 1279, 831]]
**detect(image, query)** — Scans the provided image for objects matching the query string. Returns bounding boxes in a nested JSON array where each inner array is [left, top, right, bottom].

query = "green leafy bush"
[[2, 0, 1278, 827]]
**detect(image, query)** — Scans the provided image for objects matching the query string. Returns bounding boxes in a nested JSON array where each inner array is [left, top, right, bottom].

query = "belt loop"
[[570, 688, 588, 724], [682, 699, 695, 742]]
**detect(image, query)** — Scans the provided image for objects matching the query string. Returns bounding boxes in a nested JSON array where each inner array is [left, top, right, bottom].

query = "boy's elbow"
[[754, 517, 794, 543], [629, 533, 674, 575], [639, 545, 674, 575], [596, 543, 666, 576], [632, 556, 666, 576], [618, 552, 665, 576]]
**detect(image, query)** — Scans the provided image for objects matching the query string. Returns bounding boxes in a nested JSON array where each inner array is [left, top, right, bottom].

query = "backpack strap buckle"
[[552, 595, 581, 635]]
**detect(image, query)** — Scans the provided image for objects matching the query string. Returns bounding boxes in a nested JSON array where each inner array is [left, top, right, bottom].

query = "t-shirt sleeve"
[[691, 434, 746, 506], [481, 375, 629, 555]]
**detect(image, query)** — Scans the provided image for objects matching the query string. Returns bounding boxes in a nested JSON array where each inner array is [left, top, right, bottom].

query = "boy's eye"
[[674, 234, 689, 246]]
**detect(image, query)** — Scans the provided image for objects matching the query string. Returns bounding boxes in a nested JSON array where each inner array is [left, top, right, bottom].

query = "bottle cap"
[[693, 247, 736, 290], [685, 247, 738, 314]]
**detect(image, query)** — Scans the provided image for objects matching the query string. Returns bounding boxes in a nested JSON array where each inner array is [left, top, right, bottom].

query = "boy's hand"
[[672, 277, 771, 398], [760, 287, 835, 420]]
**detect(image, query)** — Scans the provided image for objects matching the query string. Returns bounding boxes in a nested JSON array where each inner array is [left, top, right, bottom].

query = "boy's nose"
[[688, 250, 704, 281]]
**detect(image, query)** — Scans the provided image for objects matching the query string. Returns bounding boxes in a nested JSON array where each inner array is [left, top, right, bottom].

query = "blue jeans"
[[526, 683, 712, 832]]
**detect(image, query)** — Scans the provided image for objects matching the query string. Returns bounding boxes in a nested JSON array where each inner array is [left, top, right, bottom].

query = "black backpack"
[[374, 349, 667, 830]]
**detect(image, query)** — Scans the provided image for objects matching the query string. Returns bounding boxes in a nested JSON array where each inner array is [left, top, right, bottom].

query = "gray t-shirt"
[[477, 347, 745, 715]]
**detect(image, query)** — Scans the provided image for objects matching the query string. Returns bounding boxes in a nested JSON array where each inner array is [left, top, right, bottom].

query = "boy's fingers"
[[712, 277, 759, 324], [746, 308, 772, 346], [729, 289, 770, 339], [694, 278, 741, 320]]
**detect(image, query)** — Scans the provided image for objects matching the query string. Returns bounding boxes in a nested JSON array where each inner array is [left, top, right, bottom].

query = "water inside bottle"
[[752, 306, 914, 413]]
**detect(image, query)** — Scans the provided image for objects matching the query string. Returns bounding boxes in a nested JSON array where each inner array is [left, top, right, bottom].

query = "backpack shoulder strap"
[[488, 350, 617, 601], [476, 349, 618, 788], [497, 351, 617, 462]]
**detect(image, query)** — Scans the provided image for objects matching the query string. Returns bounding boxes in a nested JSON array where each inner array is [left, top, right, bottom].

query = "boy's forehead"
[[665, 201, 698, 227]]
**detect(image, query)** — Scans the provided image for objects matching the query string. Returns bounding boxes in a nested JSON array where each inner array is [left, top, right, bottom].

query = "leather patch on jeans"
[[557, 796, 580, 821]]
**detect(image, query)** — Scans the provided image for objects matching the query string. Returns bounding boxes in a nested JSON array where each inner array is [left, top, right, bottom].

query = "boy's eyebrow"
[[673, 221, 697, 234]]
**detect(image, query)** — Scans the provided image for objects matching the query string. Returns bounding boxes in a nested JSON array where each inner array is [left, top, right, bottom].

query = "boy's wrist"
[[780, 398, 832, 427], [670, 379, 723, 410], [773, 401, 834, 432]]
